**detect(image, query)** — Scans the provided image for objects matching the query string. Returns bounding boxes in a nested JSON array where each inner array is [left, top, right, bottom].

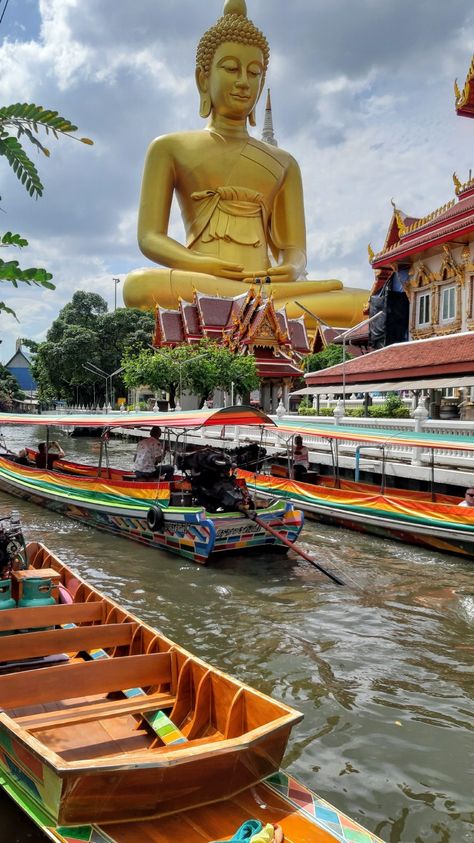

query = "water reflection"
[[0, 426, 472, 842]]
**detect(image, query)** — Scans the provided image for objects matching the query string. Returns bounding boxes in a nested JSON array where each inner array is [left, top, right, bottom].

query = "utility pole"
[[113, 277, 121, 312]]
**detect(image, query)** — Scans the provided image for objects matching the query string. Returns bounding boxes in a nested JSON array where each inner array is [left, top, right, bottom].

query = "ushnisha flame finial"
[[223, 0, 247, 15]]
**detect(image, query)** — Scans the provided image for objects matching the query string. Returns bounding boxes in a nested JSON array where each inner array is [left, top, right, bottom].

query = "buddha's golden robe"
[[124, 130, 366, 327]]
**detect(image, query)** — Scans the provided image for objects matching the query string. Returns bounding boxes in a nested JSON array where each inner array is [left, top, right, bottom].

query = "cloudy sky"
[[1, 0, 473, 362]]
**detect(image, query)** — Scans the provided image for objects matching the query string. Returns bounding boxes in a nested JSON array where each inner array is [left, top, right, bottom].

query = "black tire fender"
[[147, 505, 164, 532]]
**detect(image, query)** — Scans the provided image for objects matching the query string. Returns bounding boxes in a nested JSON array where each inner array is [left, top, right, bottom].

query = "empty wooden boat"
[[0, 539, 303, 826], [0, 516, 384, 842]]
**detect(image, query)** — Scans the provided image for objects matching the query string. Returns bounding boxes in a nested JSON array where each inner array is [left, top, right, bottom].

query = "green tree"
[[0, 103, 93, 317], [122, 341, 259, 409], [32, 292, 154, 405], [0, 362, 24, 410], [303, 343, 351, 373]]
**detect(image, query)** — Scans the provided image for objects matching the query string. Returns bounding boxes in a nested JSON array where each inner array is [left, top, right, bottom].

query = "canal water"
[[0, 427, 473, 843]]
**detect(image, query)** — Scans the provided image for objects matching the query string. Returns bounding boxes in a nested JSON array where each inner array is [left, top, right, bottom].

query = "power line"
[[0, 0, 11, 28]]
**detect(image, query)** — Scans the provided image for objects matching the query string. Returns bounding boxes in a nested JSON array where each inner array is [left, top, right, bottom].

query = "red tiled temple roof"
[[288, 317, 309, 353], [306, 332, 474, 387], [372, 189, 474, 267], [180, 301, 201, 338], [154, 289, 305, 380], [195, 293, 234, 327], [156, 309, 184, 345]]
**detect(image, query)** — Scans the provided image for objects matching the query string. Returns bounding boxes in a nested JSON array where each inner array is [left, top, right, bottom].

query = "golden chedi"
[[123, 0, 367, 328]]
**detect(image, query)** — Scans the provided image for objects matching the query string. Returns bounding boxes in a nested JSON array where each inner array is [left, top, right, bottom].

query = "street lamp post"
[[113, 278, 121, 312], [83, 363, 108, 410], [82, 362, 124, 412]]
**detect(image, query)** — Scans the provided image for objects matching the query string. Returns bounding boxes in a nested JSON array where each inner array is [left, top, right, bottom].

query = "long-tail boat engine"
[[179, 449, 252, 512], [0, 512, 27, 578]]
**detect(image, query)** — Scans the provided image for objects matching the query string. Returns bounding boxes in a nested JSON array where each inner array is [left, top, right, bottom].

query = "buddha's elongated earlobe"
[[199, 92, 212, 118], [196, 67, 211, 119], [248, 106, 257, 127]]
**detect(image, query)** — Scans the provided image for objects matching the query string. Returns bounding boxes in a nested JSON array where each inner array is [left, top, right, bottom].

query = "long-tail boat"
[[239, 469, 474, 557], [0, 407, 303, 564], [0, 517, 384, 843], [234, 418, 474, 558]]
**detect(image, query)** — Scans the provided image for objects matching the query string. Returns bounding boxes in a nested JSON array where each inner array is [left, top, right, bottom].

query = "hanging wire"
[[0, 0, 11, 28]]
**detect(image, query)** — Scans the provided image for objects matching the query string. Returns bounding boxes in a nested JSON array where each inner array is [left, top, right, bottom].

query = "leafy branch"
[[0, 230, 55, 318], [0, 103, 93, 199]]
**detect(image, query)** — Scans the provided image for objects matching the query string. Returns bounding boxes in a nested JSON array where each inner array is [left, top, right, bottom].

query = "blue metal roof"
[[7, 366, 37, 392]]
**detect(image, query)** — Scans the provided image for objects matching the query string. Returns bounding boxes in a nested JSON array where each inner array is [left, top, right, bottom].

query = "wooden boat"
[[0, 407, 304, 564], [0, 526, 384, 842], [239, 469, 474, 558]]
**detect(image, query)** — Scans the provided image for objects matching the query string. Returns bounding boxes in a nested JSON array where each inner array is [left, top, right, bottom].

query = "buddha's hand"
[[243, 262, 300, 284], [192, 254, 245, 280]]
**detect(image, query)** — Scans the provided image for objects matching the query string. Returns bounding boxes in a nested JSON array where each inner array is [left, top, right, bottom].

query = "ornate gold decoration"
[[402, 199, 456, 236], [455, 54, 474, 110], [439, 243, 463, 282], [454, 78, 462, 103], [453, 171, 462, 194], [367, 243, 374, 262], [196, 0, 270, 75], [461, 244, 471, 264], [394, 209, 406, 236]]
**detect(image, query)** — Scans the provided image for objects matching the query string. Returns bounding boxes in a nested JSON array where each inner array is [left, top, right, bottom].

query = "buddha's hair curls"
[[196, 1, 269, 75]]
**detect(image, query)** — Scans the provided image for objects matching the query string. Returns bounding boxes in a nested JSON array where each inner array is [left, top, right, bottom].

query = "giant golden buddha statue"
[[123, 0, 367, 328]]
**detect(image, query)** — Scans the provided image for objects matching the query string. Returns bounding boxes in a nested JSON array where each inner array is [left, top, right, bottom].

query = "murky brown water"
[[0, 427, 473, 843]]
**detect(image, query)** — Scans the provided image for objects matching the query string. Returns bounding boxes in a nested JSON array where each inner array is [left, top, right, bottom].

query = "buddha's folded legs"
[[123, 267, 368, 327]]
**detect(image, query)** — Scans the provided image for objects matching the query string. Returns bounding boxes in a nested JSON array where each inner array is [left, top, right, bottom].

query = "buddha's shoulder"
[[146, 131, 214, 155], [246, 138, 300, 170]]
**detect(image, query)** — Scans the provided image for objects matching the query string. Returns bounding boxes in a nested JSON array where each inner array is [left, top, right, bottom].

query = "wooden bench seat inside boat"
[[0, 600, 105, 633], [16, 691, 176, 731], [0, 621, 138, 663], [0, 652, 173, 711]]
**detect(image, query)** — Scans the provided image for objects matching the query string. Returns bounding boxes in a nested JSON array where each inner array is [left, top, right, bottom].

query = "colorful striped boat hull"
[[0, 456, 303, 564]]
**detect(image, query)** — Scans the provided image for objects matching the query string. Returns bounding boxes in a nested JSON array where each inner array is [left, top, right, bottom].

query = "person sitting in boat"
[[458, 487, 474, 507], [35, 440, 65, 470], [292, 435, 309, 480], [134, 426, 174, 481]]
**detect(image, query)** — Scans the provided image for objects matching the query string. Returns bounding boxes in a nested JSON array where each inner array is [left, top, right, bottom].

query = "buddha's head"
[[196, 0, 269, 126]]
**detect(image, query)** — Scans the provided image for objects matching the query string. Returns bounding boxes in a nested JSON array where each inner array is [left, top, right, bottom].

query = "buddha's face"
[[206, 42, 264, 120]]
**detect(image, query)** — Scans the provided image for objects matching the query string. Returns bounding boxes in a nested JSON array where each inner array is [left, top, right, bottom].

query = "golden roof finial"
[[454, 78, 461, 102], [453, 171, 462, 194], [368, 243, 375, 262]]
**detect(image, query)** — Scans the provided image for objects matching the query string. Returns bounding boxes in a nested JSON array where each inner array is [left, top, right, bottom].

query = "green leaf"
[[0, 134, 44, 198], [0, 301, 18, 320], [1, 232, 29, 247]]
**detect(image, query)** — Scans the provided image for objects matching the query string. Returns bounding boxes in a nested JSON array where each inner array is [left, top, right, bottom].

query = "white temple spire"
[[262, 88, 278, 147]]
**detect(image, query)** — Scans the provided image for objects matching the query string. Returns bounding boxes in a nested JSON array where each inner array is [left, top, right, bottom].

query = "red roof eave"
[[372, 218, 474, 267]]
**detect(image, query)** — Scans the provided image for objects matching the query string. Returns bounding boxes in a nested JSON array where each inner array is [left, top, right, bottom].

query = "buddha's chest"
[[174, 139, 285, 200]]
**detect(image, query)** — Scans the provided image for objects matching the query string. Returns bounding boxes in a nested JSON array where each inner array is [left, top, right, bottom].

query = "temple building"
[[300, 56, 474, 418], [153, 288, 309, 412], [367, 55, 474, 347]]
